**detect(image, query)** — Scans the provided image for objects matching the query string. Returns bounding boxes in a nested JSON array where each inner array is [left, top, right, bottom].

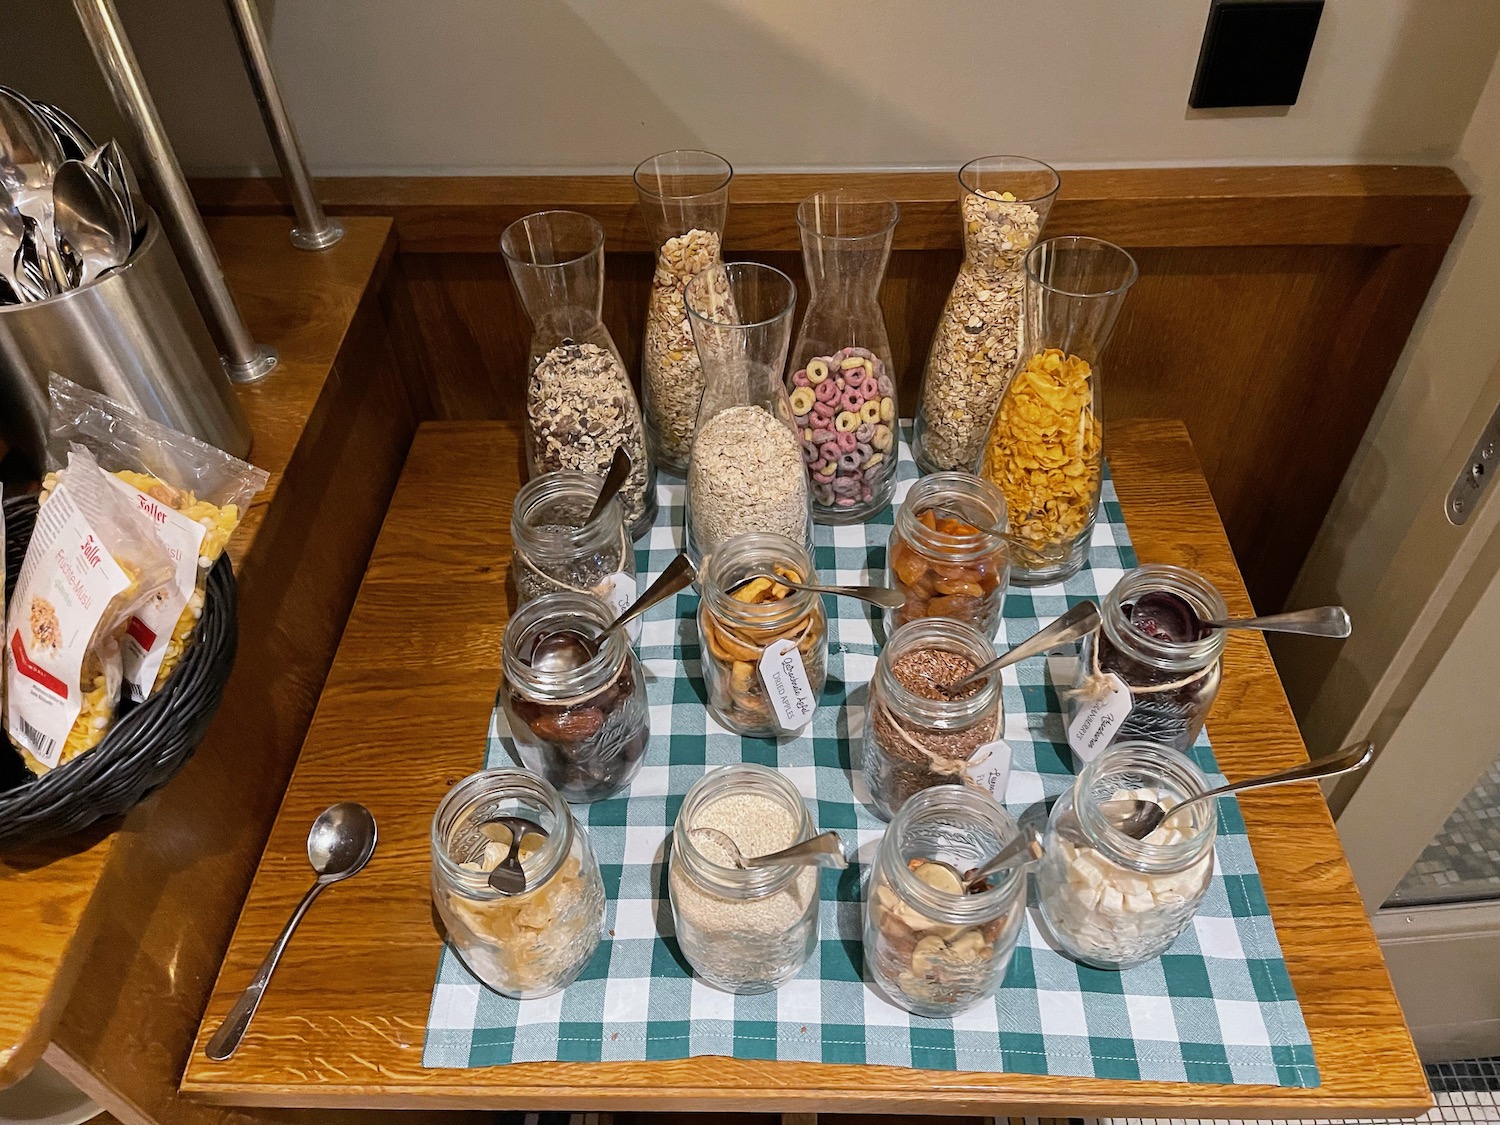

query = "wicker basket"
[[0, 494, 238, 848]]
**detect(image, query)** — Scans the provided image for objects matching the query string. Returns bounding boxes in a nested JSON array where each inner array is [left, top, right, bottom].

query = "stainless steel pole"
[[224, 0, 344, 251], [72, 0, 277, 384]]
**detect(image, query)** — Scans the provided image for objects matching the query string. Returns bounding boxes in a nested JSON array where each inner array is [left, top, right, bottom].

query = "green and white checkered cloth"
[[422, 425, 1319, 1087]]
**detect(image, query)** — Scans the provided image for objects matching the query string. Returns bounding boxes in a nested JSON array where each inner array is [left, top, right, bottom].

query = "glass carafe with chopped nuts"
[[501, 210, 657, 539], [913, 156, 1059, 475], [634, 150, 733, 476], [788, 190, 901, 523], [980, 237, 1138, 584]]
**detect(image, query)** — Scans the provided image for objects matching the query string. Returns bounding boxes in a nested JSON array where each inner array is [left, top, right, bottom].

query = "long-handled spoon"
[[931, 505, 1070, 564], [939, 600, 1102, 697], [583, 447, 632, 525], [689, 827, 849, 871], [1100, 740, 1374, 841], [729, 570, 906, 611], [1128, 590, 1351, 639], [922, 824, 1044, 894], [528, 552, 697, 673], [205, 802, 377, 1060]]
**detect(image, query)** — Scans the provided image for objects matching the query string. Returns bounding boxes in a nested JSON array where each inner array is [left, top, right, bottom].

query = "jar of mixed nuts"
[[511, 471, 637, 630], [864, 785, 1028, 1017], [501, 592, 650, 803], [888, 473, 1010, 638], [698, 533, 828, 738], [431, 767, 607, 998], [1068, 565, 1226, 759], [668, 764, 822, 993], [863, 617, 1002, 821], [1036, 741, 1216, 969]]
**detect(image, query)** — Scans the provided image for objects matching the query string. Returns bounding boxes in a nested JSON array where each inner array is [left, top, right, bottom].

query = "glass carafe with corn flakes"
[[979, 237, 1138, 585]]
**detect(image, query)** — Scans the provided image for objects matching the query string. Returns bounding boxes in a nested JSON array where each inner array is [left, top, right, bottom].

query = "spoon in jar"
[[938, 600, 1102, 698], [1100, 740, 1374, 841], [689, 827, 849, 870], [930, 505, 1070, 565], [528, 552, 697, 673], [920, 824, 1044, 894], [478, 815, 549, 895], [729, 571, 906, 611], [582, 447, 631, 526], [1128, 590, 1351, 639]]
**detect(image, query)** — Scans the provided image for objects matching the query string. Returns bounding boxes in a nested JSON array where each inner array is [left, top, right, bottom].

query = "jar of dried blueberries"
[[863, 617, 1003, 821], [511, 471, 637, 627], [888, 473, 1010, 638], [1069, 565, 1226, 757], [501, 591, 650, 803], [864, 785, 1028, 1017]]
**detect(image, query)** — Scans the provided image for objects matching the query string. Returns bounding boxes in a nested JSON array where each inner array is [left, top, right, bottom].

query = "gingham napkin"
[[423, 427, 1318, 1087]]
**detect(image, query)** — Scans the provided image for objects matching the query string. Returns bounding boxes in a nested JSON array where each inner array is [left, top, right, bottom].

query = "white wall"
[[4, 0, 1500, 175]]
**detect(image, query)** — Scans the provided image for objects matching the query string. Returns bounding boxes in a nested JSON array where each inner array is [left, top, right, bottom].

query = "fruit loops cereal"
[[789, 347, 896, 513]]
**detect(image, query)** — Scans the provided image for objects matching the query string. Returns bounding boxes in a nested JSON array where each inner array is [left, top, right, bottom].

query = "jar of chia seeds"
[[511, 470, 637, 633], [668, 764, 822, 993]]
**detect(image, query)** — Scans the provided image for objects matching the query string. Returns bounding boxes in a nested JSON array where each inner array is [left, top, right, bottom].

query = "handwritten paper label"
[[759, 638, 816, 732], [597, 572, 639, 642], [1067, 672, 1132, 763], [964, 739, 1012, 799]]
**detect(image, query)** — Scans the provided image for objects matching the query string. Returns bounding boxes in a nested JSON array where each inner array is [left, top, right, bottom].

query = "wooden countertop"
[[0, 216, 396, 1087], [181, 419, 1430, 1118]]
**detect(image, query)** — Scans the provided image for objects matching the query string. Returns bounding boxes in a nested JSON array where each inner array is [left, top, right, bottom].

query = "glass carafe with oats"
[[912, 156, 1059, 475], [634, 150, 733, 477]]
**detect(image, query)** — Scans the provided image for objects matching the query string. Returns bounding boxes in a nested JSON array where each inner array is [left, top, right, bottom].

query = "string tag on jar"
[[595, 572, 640, 642], [964, 739, 1012, 799], [759, 638, 816, 732], [1066, 672, 1132, 763]]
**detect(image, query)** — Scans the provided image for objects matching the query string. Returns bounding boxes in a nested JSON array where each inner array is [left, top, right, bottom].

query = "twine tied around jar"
[[1059, 637, 1215, 708], [873, 696, 1003, 794], [516, 520, 632, 600]]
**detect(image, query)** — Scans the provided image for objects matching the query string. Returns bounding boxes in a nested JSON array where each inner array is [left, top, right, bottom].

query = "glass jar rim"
[[895, 473, 1010, 564], [431, 767, 574, 897], [499, 209, 605, 270], [511, 470, 627, 562], [1024, 236, 1140, 300], [685, 261, 797, 332], [795, 190, 900, 241], [882, 786, 1026, 921], [957, 155, 1061, 206], [1102, 564, 1228, 671], [673, 764, 815, 897], [1073, 740, 1217, 872], [632, 149, 734, 200], [701, 532, 819, 631], [502, 591, 630, 702], [876, 616, 1001, 727]]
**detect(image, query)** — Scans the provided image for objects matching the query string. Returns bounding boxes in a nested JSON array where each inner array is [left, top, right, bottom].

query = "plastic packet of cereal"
[[43, 377, 268, 701], [4, 445, 175, 775]]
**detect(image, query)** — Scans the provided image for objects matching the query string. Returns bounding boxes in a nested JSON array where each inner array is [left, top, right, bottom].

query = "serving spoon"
[[930, 505, 1070, 564], [583, 447, 632, 526], [729, 571, 906, 610], [478, 815, 549, 895], [528, 552, 697, 673], [939, 600, 1102, 697], [1100, 740, 1374, 841], [688, 827, 849, 870], [922, 824, 1044, 894], [1127, 590, 1351, 640]]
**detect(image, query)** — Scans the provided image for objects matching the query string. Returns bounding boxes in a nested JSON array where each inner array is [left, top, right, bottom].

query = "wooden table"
[[182, 419, 1431, 1119]]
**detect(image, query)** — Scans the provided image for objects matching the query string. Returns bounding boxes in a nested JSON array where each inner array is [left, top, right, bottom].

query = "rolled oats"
[[687, 405, 809, 557]]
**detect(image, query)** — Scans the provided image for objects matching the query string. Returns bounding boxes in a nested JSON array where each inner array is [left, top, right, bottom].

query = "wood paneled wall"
[[195, 167, 1469, 610]]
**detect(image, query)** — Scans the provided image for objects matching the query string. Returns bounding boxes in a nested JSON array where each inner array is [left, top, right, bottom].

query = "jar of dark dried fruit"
[[888, 473, 1010, 639], [501, 591, 650, 803], [1069, 565, 1226, 756]]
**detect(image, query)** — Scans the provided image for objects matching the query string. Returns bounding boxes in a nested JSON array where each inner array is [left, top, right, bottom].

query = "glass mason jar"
[[980, 237, 1139, 584], [863, 617, 1002, 821], [865, 785, 1028, 1016], [501, 591, 650, 803], [668, 764, 821, 993], [501, 210, 657, 538], [634, 149, 732, 477], [511, 470, 637, 636], [698, 532, 828, 738], [913, 156, 1059, 475], [1070, 564, 1227, 756], [888, 472, 1010, 638], [788, 190, 901, 524], [684, 262, 810, 561], [1036, 741, 1217, 969], [431, 767, 606, 998]]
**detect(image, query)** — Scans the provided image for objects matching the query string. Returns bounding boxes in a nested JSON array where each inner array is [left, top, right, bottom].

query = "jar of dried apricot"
[[888, 473, 1010, 638], [698, 533, 828, 738]]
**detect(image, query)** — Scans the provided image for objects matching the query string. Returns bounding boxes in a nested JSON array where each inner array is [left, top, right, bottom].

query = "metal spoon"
[[0, 89, 63, 228], [931, 505, 1070, 564], [1128, 590, 1351, 639], [729, 571, 906, 610], [528, 552, 697, 673], [689, 827, 849, 870], [924, 824, 1045, 894], [205, 802, 377, 1060], [583, 447, 632, 526], [939, 600, 1102, 697], [478, 815, 549, 895], [53, 158, 131, 286], [1100, 740, 1374, 842], [33, 101, 95, 162]]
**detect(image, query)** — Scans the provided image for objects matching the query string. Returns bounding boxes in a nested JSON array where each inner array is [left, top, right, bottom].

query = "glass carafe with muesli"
[[913, 156, 1059, 475], [980, 237, 1138, 584], [634, 150, 733, 477], [788, 190, 901, 523], [502, 210, 657, 538]]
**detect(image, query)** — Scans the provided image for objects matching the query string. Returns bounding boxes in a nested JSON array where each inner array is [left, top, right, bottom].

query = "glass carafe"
[[980, 236, 1138, 584], [913, 156, 1059, 475], [634, 150, 732, 477], [789, 191, 900, 523], [683, 262, 808, 562], [501, 210, 656, 538]]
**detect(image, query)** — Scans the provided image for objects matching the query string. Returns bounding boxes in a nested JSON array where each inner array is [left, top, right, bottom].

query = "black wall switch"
[[1190, 0, 1324, 109]]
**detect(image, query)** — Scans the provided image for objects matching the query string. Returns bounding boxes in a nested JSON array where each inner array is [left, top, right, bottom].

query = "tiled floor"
[[1388, 756, 1500, 907]]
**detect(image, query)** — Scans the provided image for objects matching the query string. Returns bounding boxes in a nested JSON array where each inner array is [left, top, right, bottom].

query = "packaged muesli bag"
[[4, 445, 174, 774], [42, 377, 268, 701]]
